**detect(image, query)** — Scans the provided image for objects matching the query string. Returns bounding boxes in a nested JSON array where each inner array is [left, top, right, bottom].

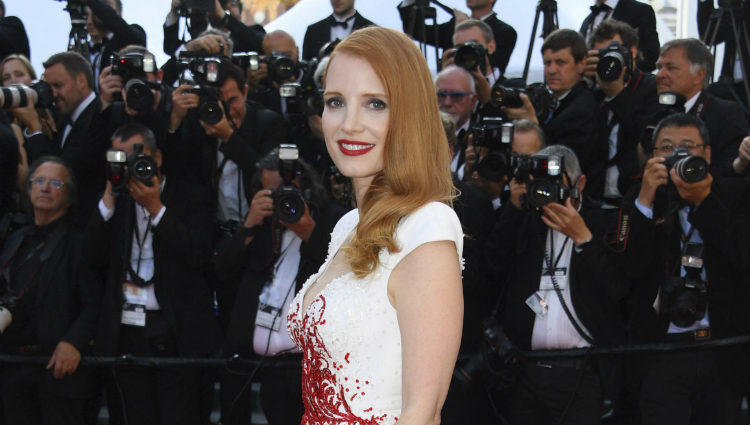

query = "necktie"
[[590, 3, 612, 15], [332, 16, 354, 29]]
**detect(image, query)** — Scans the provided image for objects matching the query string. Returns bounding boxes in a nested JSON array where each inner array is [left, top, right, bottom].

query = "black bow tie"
[[590, 3, 612, 15], [332, 16, 354, 29]]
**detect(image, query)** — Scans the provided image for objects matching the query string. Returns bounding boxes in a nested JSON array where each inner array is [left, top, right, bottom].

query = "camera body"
[[471, 118, 515, 182], [0, 295, 16, 334], [106, 144, 158, 194], [264, 51, 297, 84], [271, 144, 306, 224], [596, 40, 633, 82], [177, 52, 224, 124], [453, 318, 521, 392], [490, 82, 554, 123], [660, 243, 708, 327], [0, 81, 54, 109], [279, 59, 323, 117], [111, 52, 160, 114], [522, 154, 575, 210], [663, 147, 709, 183], [454, 41, 488, 75]]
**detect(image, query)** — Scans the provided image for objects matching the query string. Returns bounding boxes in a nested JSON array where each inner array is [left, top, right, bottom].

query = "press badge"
[[121, 282, 148, 326], [255, 281, 286, 332], [539, 267, 568, 291], [526, 292, 548, 317]]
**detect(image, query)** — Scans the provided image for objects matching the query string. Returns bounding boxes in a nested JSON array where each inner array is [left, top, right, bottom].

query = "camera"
[[663, 147, 709, 183], [110, 52, 161, 114], [176, 0, 215, 15], [453, 318, 521, 392], [471, 118, 514, 182], [264, 51, 297, 84], [279, 59, 323, 117], [523, 154, 576, 210], [0, 81, 54, 109], [231, 51, 261, 71], [661, 243, 708, 327], [177, 52, 224, 124], [0, 295, 16, 334], [596, 40, 632, 83], [271, 144, 306, 223], [490, 82, 554, 123], [454, 41, 488, 75], [106, 144, 158, 194]]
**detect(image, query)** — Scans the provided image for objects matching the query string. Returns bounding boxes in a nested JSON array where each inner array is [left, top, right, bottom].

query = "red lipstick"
[[337, 139, 375, 156]]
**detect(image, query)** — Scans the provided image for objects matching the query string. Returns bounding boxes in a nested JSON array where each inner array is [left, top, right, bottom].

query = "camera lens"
[[131, 158, 155, 182], [125, 79, 155, 114], [271, 56, 296, 81], [274, 188, 305, 223], [0, 85, 38, 108], [491, 86, 523, 108], [526, 180, 555, 209], [476, 152, 510, 182], [454, 44, 480, 71], [673, 155, 709, 183], [198, 99, 223, 125], [597, 53, 624, 82]]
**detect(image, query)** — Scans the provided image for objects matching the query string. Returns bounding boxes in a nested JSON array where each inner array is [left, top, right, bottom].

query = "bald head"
[[263, 30, 299, 63]]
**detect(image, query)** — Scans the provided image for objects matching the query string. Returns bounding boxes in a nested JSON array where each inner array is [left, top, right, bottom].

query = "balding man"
[[435, 65, 477, 180], [247, 29, 303, 115]]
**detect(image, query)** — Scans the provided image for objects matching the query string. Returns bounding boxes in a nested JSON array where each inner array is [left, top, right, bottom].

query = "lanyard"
[[546, 229, 570, 274], [133, 206, 152, 276]]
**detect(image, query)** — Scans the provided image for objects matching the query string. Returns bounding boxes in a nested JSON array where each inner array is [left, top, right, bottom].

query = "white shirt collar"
[[683, 90, 702, 113], [71, 91, 96, 124], [333, 10, 356, 22]]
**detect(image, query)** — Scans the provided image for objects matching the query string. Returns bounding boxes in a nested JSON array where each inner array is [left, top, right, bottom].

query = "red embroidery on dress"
[[288, 295, 388, 425]]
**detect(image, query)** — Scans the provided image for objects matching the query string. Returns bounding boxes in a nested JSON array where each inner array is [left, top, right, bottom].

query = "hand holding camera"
[[245, 60, 268, 90], [638, 156, 669, 208], [733, 136, 750, 174], [541, 198, 592, 246], [509, 178, 527, 210], [98, 65, 123, 109], [170, 84, 200, 131], [501, 92, 538, 123], [185, 34, 229, 56], [246, 189, 274, 229], [199, 101, 233, 140]]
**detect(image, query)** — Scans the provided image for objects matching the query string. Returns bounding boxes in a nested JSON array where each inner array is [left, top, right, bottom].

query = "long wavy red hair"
[[326, 27, 456, 278]]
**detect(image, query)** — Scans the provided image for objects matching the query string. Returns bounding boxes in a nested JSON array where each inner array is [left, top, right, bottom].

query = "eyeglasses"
[[437, 90, 472, 103], [654, 143, 707, 154], [29, 177, 65, 190]]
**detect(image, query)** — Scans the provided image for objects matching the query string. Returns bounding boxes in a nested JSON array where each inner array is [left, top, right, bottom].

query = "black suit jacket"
[[543, 81, 602, 174], [85, 179, 220, 357], [485, 202, 630, 350], [24, 96, 108, 225], [0, 218, 99, 397], [302, 12, 375, 61], [587, 69, 657, 201], [690, 91, 748, 177], [213, 202, 347, 355], [580, 0, 660, 72], [398, 6, 517, 73], [0, 16, 30, 61]]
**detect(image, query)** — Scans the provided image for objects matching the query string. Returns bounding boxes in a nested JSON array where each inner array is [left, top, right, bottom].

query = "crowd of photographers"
[[1, 0, 750, 424]]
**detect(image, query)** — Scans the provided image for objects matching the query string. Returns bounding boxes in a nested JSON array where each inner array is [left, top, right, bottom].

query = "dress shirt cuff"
[[151, 206, 167, 226], [23, 128, 42, 139], [634, 198, 654, 220], [99, 198, 115, 222]]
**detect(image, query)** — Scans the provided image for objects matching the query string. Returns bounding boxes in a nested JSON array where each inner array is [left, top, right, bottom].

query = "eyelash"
[[324, 97, 388, 111], [325, 96, 343, 108]]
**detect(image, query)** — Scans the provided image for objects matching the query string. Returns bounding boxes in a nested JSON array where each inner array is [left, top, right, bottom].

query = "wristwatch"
[[221, 10, 231, 27]]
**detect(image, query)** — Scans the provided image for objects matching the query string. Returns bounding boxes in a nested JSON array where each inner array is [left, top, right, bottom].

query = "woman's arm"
[[389, 240, 463, 425]]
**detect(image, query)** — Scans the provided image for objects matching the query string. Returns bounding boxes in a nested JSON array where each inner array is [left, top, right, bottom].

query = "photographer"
[[206, 0, 264, 53], [436, 65, 478, 180], [0, 0, 30, 62], [246, 30, 302, 115], [397, 0, 516, 74], [614, 113, 750, 425], [84, 123, 219, 425], [86, 0, 147, 91], [653, 38, 747, 177], [162, 28, 233, 87], [302, 0, 375, 61], [0, 157, 99, 425], [212, 146, 346, 425], [584, 20, 658, 210], [443, 20, 500, 109], [484, 145, 630, 425], [10, 51, 107, 226], [98, 45, 174, 174], [504, 29, 601, 176]]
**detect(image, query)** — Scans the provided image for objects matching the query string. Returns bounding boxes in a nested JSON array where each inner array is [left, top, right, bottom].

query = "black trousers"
[[0, 364, 91, 425], [640, 349, 742, 425], [506, 358, 602, 425], [106, 322, 205, 425]]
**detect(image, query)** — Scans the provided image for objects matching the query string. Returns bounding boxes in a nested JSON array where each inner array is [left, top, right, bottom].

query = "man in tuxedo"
[[504, 29, 601, 175], [0, 157, 99, 425], [398, 0, 516, 74], [10, 51, 107, 225], [580, 0, 660, 72], [584, 19, 658, 207], [85, 123, 219, 425], [485, 145, 629, 425], [614, 113, 750, 425], [654, 38, 747, 177], [302, 0, 375, 61], [86, 0, 147, 91]]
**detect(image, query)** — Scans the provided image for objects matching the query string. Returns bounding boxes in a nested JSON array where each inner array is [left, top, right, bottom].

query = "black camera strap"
[[544, 229, 595, 345], [127, 205, 155, 288]]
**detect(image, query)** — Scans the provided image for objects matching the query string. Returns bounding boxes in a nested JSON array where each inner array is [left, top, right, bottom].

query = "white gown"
[[287, 201, 464, 425]]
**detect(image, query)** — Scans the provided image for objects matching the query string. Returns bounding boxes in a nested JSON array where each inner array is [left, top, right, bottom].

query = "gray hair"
[[660, 38, 714, 87], [435, 65, 476, 94], [513, 118, 546, 148], [537, 144, 582, 184], [453, 19, 495, 44]]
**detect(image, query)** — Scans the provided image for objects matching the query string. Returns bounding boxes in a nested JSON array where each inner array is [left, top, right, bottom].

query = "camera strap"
[[127, 206, 154, 288], [544, 229, 595, 344]]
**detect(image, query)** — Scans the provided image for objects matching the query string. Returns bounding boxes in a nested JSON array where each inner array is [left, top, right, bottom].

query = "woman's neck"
[[352, 176, 375, 208]]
